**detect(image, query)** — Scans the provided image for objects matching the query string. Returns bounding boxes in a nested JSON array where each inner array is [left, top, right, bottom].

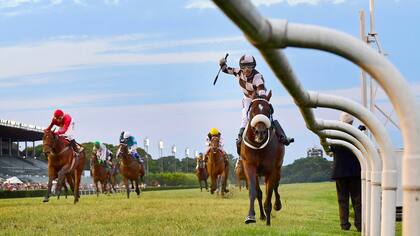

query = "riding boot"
[[272, 120, 294, 146], [69, 139, 80, 157], [236, 127, 245, 155]]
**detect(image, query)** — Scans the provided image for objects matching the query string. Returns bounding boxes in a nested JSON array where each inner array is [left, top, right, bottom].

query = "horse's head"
[[209, 136, 220, 152], [91, 150, 98, 162], [248, 91, 273, 143], [116, 143, 129, 160], [42, 129, 58, 155]]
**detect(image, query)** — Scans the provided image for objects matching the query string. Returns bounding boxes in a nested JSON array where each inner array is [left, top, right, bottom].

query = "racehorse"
[[240, 91, 284, 225], [117, 144, 144, 198], [42, 129, 86, 204], [235, 159, 248, 191], [195, 158, 208, 192], [205, 136, 229, 195], [90, 151, 111, 196], [109, 157, 119, 193]]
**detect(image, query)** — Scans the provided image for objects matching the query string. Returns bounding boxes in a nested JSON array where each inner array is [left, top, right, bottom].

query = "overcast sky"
[[1, 0, 419, 164]]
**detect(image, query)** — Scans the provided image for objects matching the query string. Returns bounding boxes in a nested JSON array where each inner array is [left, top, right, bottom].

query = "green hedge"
[[145, 172, 198, 186], [0, 190, 47, 199]]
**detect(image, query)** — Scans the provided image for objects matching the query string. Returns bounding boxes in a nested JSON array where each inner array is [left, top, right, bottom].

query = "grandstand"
[[0, 119, 47, 181]]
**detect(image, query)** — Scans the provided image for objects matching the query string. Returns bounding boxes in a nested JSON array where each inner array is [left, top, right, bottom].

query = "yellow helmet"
[[209, 128, 219, 136]]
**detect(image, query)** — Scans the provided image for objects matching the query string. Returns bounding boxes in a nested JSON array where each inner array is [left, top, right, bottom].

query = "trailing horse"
[[195, 158, 208, 192], [42, 129, 86, 204], [240, 91, 284, 225], [205, 136, 229, 196], [117, 143, 145, 198], [90, 152, 111, 196], [235, 159, 248, 191]]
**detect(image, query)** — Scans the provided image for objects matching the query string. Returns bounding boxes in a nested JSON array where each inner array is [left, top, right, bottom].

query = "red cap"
[[54, 109, 64, 118]]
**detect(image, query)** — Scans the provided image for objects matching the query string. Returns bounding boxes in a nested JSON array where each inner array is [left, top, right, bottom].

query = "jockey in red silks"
[[45, 109, 82, 155]]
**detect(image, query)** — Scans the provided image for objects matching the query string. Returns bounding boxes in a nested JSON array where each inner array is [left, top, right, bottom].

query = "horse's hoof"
[[260, 215, 266, 221], [224, 189, 229, 193], [42, 198, 49, 203], [274, 202, 282, 211], [245, 215, 256, 224]]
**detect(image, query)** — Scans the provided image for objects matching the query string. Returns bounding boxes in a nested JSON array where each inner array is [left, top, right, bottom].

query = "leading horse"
[[117, 144, 144, 198], [42, 129, 86, 204], [205, 136, 229, 195], [90, 151, 111, 196], [240, 91, 284, 225]]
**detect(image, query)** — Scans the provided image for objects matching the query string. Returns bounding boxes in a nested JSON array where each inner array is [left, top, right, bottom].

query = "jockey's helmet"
[[239, 55, 256, 69], [54, 109, 64, 118], [94, 141, 100, 147], [123, 131, 131, 139], [209, 127, 220, 136]]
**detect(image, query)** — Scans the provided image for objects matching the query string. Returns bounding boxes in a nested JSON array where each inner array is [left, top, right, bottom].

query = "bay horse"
[[205, 136, 229, 195], [90, 151, 111, 196], [42, 129, 86, 204], [240, 91, 284, 225], [117, 144, 144, 198], [195, 158, 208, 192], [235, 159, 248, 191]]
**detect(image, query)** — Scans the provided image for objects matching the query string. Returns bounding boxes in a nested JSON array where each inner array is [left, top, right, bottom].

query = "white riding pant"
[[241, 96, 252, 128]]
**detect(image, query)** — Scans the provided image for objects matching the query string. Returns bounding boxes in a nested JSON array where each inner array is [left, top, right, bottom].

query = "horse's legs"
[[56, 166, 70, 197], [205, 179, 208, 191], [74, 168, 82, 204], [274, 182, 282, 211], [95, 180, 99, 197], [124, 178, 130, 199], [135, 179, 140, 197], [43, 176, 54, 202], [210, 175, 217, 194], [237, 176, 241, 191], [244, 164, 257, 224], [256, 177, 266, 221], [264, 177, 275, 226]]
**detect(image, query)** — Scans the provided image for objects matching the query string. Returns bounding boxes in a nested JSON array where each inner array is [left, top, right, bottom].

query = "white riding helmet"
[[123, 131, 131, 139], [239, 54, 256, 68]]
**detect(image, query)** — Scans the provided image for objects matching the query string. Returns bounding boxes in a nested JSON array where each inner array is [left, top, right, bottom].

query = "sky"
[[0, 0, 419, 164]]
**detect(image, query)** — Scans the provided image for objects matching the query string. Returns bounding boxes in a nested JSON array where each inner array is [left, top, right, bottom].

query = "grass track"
[[0, 182, 401, 235]]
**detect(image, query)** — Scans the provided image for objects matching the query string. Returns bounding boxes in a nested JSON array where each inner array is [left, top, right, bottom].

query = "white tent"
[[4, 176, 23, 184]]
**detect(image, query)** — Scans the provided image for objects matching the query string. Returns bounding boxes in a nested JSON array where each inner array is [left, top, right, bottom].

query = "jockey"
[[45, 109, 82, 155], [195, 152, 204, 170], [219, 54, 294, 155], [204, 128, 228, 165], [120, 131, 141, 164], [93, 141, 111, 167]]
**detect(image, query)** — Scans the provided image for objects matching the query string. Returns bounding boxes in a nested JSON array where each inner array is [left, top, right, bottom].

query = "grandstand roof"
[[0, 120, 43, 142]]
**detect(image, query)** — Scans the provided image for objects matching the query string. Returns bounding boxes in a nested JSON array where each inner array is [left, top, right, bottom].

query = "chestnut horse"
[[205, 136, 229, 195], [240, 91, 284, 225], [195, 158, 208, 192], [117, 144, 144, 198], [42, 129, 86, 204], [90, 152, 111, 196], [235, 159, 248, 191]]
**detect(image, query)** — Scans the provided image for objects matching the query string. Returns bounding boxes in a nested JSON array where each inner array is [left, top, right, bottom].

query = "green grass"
[[0, 182, 401, 235]]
